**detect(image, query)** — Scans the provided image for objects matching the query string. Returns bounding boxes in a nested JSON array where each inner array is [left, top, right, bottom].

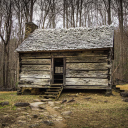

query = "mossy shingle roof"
[[16, 25, 114, 52]]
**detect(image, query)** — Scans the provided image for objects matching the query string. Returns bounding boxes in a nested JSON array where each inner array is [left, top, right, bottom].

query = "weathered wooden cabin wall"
[[18, 49, 112, 89], [65, 50, 112, 89], [19, 53, 51, 88]]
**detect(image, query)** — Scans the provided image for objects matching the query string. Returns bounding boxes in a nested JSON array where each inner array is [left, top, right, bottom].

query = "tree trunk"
[[107, 0, 111, 25], [63, 0, 65, 28], [30, 0, 33, 22], [66, 0, 68, 28]]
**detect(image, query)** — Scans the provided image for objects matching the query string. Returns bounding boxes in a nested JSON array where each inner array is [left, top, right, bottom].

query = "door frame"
[[51, 57, 66, 85]]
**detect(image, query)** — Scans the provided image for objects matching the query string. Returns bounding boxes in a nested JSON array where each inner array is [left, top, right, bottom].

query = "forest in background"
[[0, 0, 128, 90]]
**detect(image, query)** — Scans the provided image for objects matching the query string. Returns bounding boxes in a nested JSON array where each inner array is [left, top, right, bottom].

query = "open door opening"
[[54, 58, 63, 84]]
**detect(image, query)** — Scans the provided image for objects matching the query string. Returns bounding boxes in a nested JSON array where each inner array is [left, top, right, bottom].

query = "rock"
[[33, 99, 40, 102], [21, 112, 29, 115], [41, 99, 52, 102], [29, 124, 40, 128], [2, 123, 7, 127], [120, 92, 128, 97], [38, 104, 46, 109], [14, 102, 30, 107], [43, 112, 49, 116], [48, 101, 54, 106], [30, 102, 44, 110], [17, 108, 22, 111], [0, 101, 9, 106], [61, 111, 72, 116], [61, 100, 67, 104], [43, 121, 54, 126], [55, 116, 63, 121], [54, 101, 61, 104], [67, 98, 75, 103], [32, 114, 38, 118], [17, 116, 26, 120], [53, 107, 60, 109], [17, 120, 26, 124], [123, 98, 128, 102]]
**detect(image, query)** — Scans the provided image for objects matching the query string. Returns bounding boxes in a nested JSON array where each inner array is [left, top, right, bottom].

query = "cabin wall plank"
[[66, 78, 108, 85], [66, 63, 110, 70], [66, 56, 108, 63], [20, 71, 50, 79], [66, 70, 109, 78], [21, 59, 51, 65], [19, 77, 50, 85], [21, 65, 51, 71]]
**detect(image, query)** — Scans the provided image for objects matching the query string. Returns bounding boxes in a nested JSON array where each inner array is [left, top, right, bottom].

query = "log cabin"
[[16, 22, 114, 98]]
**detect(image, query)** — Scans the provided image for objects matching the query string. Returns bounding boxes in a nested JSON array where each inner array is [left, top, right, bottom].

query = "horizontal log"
[[19, 78, 50, 85], [64, 85, 110, 89], [21, 65, 51, 71], [66, 78, 108, 85], [21, 59, 51, 65], [20, 51, 108, 59], [20, 71, 50, 79], [51, 51, 108, 56], [21, 53, 50, 57], [66, 56, 108, 63], [66, 63, 110, 70], [66, 70, 108, 78], [18, 84, 50, 88]]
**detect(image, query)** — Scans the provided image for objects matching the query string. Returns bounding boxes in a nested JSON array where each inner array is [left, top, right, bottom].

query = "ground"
[[0, 89, 128, 128]]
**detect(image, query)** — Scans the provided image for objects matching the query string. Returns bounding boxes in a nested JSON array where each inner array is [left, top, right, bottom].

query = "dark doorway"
[[54, 58, 63, 83]]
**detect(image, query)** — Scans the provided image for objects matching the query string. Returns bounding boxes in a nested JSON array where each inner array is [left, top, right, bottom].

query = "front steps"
[[43, 84, 63, 100]]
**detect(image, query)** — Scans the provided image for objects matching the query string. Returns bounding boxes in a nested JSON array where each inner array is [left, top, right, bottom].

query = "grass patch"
[[0, 92, 39, 110]]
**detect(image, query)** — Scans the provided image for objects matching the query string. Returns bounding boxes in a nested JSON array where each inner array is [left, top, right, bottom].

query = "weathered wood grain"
[[19, 77, 50, 85], [18, 84, 50, 88], [21, 53, 50, 57], [21, 59, 51, 65], [66, 56, 108, 63], [66, 63, 110, 70], [52, 51, 108, 56], [66, 78, 108, 85], [66, 70, 108, 78], [20, 50, 108, 59], [20, 70, 50, 79], [21, 65, 51, 71], [64, 85, 110, 89]]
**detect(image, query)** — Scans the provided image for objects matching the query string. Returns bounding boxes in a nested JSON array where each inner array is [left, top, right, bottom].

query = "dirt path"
[[46, 106, 67, 128], [0, 90, 128, 128]]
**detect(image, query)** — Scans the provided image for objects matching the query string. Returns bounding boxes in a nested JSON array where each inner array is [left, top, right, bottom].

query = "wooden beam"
[[64, 85, 111, 89], [21, 58, 51, 65], [66, 63, 110, 70], [66, 70, 109, 78], [66, 78, 108, 86], [21, 65, 51, 71]]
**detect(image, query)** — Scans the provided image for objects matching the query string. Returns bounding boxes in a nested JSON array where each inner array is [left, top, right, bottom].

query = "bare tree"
[[0, 0, 13, 88]]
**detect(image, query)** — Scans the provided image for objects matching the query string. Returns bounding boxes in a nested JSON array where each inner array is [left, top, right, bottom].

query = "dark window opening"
[[54, 58, 63, 83]]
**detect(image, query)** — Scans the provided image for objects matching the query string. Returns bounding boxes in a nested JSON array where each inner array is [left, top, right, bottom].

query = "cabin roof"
[[16, 25, 114, 52]]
